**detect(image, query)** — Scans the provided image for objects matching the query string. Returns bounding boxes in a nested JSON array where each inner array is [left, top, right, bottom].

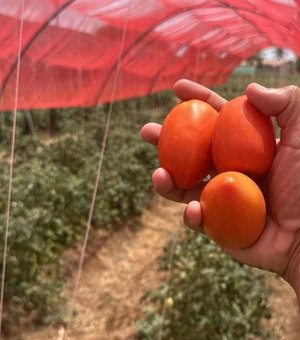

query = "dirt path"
[[19, 196, 185, 340], [16, 196, 300, 340], [263, 274, 300, 339]]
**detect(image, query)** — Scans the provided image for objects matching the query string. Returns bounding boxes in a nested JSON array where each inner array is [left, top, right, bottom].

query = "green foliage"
[[0, 102, 159, 331], [296, 57, 300, 73], [92, 117, 158, 226], [137, 231, 271, 339], [0, 90, 173, 144], [212, 73, 300, 101], [0, 159, 87, 330]]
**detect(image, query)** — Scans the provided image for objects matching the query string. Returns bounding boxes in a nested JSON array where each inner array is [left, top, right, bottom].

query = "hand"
[[140, 80, 227, 226], [141, 79, 300, 300]]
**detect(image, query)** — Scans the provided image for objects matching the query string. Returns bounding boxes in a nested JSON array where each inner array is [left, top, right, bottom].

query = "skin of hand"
[[141, 79, 300, 302]]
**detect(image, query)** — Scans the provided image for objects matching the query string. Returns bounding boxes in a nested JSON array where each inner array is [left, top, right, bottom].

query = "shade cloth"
[[0, 0, 299, 110]]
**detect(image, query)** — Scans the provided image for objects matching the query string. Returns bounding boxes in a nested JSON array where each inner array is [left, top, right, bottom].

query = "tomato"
[[200, 171, 266, 249], [212, 95, 276, 177], [158, 99, 218, 189], [164, 297, 174, 309]]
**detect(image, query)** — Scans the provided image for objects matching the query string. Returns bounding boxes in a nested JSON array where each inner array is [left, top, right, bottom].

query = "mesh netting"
[[0, 0, 299, 110]]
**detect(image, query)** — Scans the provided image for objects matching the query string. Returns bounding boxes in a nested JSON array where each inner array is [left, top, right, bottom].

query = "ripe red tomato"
[[212, 95, 276, 177], [158, 99, 218, 189], [200, 171, 266, 249]]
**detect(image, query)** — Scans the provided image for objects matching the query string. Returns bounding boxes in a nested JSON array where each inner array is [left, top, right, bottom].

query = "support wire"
[[62, 3, 131, 338], [0, 0, 25, 336]]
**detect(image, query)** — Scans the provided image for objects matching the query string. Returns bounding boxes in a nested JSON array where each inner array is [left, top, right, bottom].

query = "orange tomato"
[[212, 95, 276, 177], [200, 171, 266, 249], [158, 99, 218, 189]]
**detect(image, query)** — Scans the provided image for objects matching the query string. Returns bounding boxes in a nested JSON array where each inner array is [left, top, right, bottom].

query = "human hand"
[[140, 80, 227, 226], [141, 79, 300, 300]]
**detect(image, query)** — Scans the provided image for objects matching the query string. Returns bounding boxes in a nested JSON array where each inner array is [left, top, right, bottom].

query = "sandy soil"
[[9, 195, 300, 340], [262, 274, 300, 339]]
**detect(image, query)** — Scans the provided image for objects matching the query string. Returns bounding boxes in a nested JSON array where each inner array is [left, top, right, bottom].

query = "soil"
[[262, 275, 300, 339], [10, 196, 300, 340]]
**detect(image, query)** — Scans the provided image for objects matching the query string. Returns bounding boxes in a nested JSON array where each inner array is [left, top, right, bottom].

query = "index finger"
[[140, 122, 161, 146], [173, 79, 227, 111]]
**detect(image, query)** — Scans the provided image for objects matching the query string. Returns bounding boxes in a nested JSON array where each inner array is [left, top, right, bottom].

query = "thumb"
[[246, 83, 300, 129]]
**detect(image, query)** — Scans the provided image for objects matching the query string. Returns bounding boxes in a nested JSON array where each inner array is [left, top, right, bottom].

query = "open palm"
[[141, 79, 300, 296]]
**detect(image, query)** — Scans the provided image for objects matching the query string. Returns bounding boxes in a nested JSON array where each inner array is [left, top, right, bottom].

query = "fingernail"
[[253, 83, 273, 92], [252, 83, 282, 94], [253, 83, 267, 90]]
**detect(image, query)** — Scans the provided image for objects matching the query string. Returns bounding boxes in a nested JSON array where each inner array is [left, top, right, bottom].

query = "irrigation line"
[[0, 0, 25, 336], [62, 4, 131, 339]]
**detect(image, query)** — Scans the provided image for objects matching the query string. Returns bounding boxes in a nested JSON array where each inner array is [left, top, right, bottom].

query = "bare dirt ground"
[[13, 196, 300, 340], [263, 275, 300, 339]]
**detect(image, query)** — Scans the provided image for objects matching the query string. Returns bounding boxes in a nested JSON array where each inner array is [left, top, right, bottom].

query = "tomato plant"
[[138, 230, 270, 339], [158, 99, 218, 189], [200, 171, 266, 249], [212, 95, 276, 177]]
